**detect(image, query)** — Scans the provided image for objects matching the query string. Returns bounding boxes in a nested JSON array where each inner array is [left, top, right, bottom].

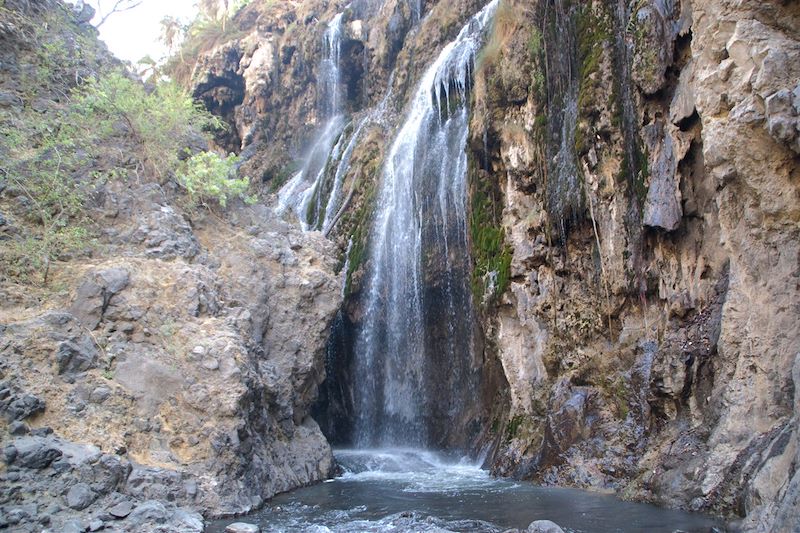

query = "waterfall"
[[278, 12, 347, 229], [352, 0, 499, 448]]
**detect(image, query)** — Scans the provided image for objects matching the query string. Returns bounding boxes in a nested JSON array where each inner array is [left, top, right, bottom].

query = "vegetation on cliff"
[[0, 5, 253, 285]]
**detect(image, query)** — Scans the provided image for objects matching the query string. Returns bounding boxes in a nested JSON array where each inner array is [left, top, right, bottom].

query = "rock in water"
[[527, 520, 565, 533], [225, 523, 261, 533]]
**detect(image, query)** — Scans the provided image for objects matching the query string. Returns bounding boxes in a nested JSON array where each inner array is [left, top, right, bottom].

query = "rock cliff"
[[0, 1, 342, 531]]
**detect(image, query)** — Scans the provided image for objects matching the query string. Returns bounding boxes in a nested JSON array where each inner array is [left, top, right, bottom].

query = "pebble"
[[202, 358, 220, 371]]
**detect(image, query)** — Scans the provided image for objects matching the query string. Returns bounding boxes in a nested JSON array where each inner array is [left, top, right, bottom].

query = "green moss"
[[469, 162, 512, 301], [505, 414, 525, 441], [600, 376, 630, 420], [343, 178, 376, 296], [340, 145, 381, 297], [575, 4, 611, 156], [265, 162, 299, 193]]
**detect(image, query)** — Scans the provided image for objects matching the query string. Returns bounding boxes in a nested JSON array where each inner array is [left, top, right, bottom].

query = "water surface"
[[208, 449, 726, 533]]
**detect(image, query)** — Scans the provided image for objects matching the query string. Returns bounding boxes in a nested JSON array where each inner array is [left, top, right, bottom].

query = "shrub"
[[71, 72, 224, 179], [177, 151, 255, 208], [1, 69, 240, 284]]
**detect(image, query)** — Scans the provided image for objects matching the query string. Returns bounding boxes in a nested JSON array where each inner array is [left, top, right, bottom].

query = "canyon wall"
[[1, 0, 797, 531]]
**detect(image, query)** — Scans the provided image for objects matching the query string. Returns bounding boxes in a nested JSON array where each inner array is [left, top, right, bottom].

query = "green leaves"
[[2, 68, 248, 284], [178, 151, 255, 208]]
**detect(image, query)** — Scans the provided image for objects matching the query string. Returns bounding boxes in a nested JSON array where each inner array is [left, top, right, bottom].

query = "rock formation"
[[1, 0, 798, 531], [0, 2, 341, 531]]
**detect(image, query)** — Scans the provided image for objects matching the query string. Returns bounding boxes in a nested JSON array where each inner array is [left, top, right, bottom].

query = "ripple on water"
[[207, 449, 727, 533]]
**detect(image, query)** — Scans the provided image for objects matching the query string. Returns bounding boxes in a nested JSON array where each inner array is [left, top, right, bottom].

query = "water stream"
[[278, 11, 348, 229], [350, 0, 498, 450]]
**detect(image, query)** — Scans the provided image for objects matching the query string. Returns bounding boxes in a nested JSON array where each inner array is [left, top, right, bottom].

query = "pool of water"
[[207, 449, 727, 532]]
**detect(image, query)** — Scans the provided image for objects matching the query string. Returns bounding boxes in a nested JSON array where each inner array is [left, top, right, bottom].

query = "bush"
[[178, 151, 255, 208], [1, 68, 246, 284], [71, 72, 223, 179]]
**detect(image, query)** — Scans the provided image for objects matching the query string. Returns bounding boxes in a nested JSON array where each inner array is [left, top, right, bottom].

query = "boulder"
[[55, 341, 98, 375], [527, 520, 565, 533], [65, 483, 97, 511], [4, 437, 62, 469], [107, 500, 133, 519], [69, 268, 130, 330], [226, 523, 261, 533]]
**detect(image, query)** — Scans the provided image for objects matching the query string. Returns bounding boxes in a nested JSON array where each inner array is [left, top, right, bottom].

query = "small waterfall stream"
[[278, 12, 348, 229], [352, 0, 499, 448]]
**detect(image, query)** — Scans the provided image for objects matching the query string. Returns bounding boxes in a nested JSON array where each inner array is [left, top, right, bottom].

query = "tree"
[[197, 0, 230, 29]]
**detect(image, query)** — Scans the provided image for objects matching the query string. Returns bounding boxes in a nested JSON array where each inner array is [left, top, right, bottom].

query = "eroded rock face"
[[0, 2, 343, 529], [0, 195, 342, 522], [471, 0, 799, 530]]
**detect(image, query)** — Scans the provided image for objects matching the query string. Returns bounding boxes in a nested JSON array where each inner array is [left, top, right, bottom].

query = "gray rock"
[[201, 357, 220, 371], [66, 483, 97, 511], [0, 91, 21, 108], [128, 500, 168, 524], [107, 500, 133, 519], [88, 518, 104, 531], [5, 437, 63, 469], [55, 341, 98, 375], [765, 87, 800, 154], [1, 391, 46, 421], [172, 509, 205, 532], [69, 268, 130, 330], [88, 386, 112, 404], [225, 523, 261, 533], [642, 121, 683, 232], [527, 520, 565, 533], [8, 421, 29, 435], [62, 520, 86, 533]]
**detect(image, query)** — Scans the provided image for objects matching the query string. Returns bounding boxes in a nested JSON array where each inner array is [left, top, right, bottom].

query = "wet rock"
[[66, 483, 97, 511], [527, 520, 565, 533], [107, 500, 133, 519], [225, 522, 261, 533], [631, 6, 670, 94]]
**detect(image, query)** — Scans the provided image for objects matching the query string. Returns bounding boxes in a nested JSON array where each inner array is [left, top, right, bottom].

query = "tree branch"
[[95, 0, 143, 28]]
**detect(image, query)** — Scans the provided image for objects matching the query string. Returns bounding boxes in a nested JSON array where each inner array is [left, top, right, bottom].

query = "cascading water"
[[352, 0, 499, 448], [278, 12, 348, 229]]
